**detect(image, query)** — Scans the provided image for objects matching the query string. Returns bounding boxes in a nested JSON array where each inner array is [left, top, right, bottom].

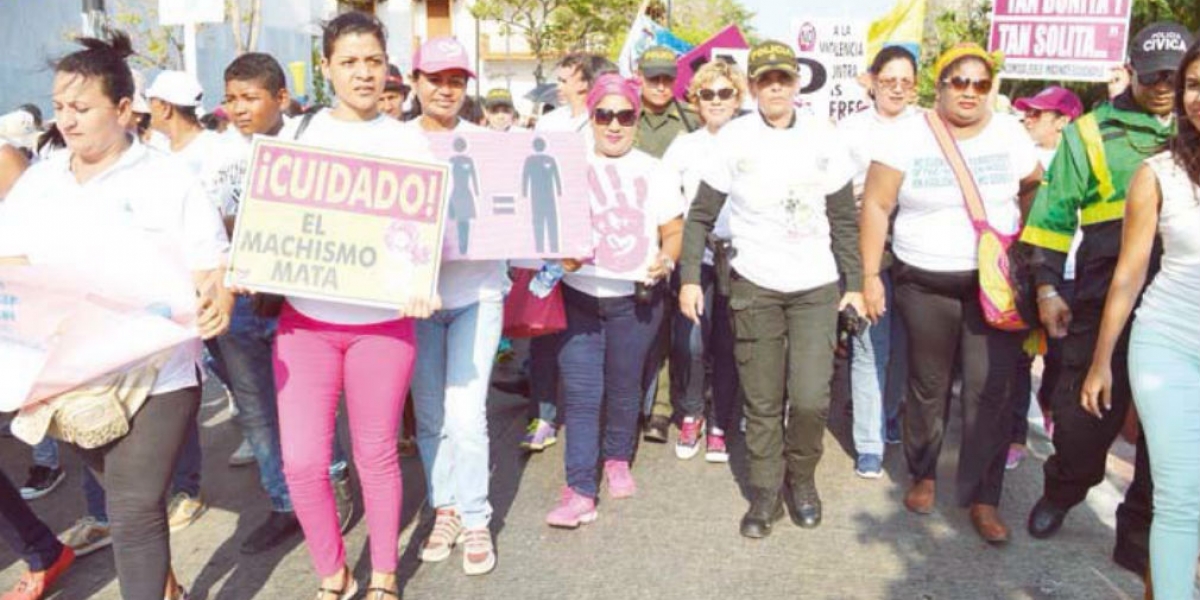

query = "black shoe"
[[20, 466, 65, 501], [739, 489, 784, 539], [241, 511, 302, 554], [788, 480, 822, 529], [1112, 534, 1149, 576], [643, 416, 670, 444], [1027, 496, 1069, 539], [491, 377, 531, 397]]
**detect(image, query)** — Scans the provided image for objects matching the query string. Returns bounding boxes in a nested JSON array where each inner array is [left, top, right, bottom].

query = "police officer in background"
[[483, 88, 526, 132], [1021, 22, 1194, 578]]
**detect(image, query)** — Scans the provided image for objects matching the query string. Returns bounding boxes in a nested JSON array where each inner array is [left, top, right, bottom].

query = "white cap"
[[0, 109, 39, 150], [146, 70, 204, 108]]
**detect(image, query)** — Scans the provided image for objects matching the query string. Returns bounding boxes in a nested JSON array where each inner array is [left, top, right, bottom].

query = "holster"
[[709, 234, 735, 297]]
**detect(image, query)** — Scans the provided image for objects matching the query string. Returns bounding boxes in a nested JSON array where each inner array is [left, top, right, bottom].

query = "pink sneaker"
[[1043, 414, 1055, 440], [675, 416, 704, 460], [705, 431, 729, 463], [1005, 446, 1026, 471], [545, 487, 597, 529], [603, 459, 636, 499]]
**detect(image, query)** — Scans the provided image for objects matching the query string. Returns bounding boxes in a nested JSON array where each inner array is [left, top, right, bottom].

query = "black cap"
[[1129, 22, 1194, 74], [638, 46, 678, 78], [748, 40, 798, 80]]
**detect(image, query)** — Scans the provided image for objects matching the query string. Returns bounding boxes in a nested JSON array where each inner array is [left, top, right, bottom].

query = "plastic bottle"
[[528, 261, 564, 299]]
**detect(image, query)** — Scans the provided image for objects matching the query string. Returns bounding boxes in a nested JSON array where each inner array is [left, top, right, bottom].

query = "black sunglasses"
[[593, 108, 638, 127], [697, 88, 736, 102], [1136, 70, 1176, 87], [942, 76, 993, 95]]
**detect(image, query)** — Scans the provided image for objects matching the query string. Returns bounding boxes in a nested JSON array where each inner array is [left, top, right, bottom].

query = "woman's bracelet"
[[1037, 289, 1060, 302]]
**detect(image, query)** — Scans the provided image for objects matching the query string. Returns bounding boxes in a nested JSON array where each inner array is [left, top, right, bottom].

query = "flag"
[[619, 15, 667, 77], [867, 0, 927, 62]]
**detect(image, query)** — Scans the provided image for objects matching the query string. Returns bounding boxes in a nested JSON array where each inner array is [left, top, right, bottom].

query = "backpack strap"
[[924, 111, 988, 231], [293, 108, 321, 141], [1075, 113, 1117, 203]]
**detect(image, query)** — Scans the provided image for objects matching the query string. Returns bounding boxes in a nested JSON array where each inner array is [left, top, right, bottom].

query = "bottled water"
[[528, 261, 564, 299]]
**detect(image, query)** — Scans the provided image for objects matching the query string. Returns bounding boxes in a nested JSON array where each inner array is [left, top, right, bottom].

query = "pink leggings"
[[273, 303, 415, 577]]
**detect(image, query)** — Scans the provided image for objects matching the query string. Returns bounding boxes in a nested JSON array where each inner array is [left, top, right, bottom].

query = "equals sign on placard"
[[492, 195, 517, 215]]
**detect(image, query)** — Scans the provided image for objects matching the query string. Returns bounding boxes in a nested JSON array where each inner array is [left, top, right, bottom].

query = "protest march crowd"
[[0, 6, 1198, 600]]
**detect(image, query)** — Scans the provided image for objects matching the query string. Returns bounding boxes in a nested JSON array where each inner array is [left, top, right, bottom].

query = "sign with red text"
[[227, 138, 449, 309], [791, 18, 871, 121], [989, 0, 1133, 82]]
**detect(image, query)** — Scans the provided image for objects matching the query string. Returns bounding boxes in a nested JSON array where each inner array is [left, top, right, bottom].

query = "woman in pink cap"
[[404, 37, 507, 576], [545, 73, 684, 529]]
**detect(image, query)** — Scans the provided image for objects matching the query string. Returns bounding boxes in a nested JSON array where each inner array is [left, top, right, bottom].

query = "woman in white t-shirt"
[[860, 44, 1043, 544], [0, 32, 231, 600], [1080, 44, 1200, 599], [402, 37, 507, 577], [663, 59, 747, 463], [545, 74, 684, 529], [270, 14, 436, 600]]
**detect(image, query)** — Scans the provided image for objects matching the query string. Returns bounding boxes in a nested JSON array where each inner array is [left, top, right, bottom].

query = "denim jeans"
[[83, 468, 108, 522], [670, 267, 711, 419], [528, 333, 561, 424], [31, 438, 59, 469], [0, 470, 62, 571], [849, 270, 907, 456], [412, 300, 503, 529], [559, 285, 663, 497], [1129, 321, 1200, 599], [709, 287, 740, 433], [208, 296, 292, 511], [170, 421, 202, 498]]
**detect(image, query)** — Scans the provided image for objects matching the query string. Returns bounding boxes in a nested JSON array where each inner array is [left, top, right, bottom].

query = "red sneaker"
[[1, 545, 75, 600]]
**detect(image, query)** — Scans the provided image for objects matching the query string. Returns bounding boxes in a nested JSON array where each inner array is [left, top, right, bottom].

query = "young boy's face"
[[224, 78, 289, 136]]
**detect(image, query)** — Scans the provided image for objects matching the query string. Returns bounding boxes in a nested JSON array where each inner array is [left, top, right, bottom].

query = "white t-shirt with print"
[[875, 113, 1039, 273], [661, 128, 731, 266], [839, 104, 921, 195], [703, 113, 854, 294], [402, 118, 508, 311], [0, 140, 229, 396], [563, 149, 685, 298], [279, 111, 439, 324]]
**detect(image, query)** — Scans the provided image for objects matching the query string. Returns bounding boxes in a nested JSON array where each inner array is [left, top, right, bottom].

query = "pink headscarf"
[[586, 73, 642, 115]]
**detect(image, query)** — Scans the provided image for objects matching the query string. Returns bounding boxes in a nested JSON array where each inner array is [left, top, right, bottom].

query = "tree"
[[471, 0, 639, 83], [227, 0, 263, 55], [663, 0, 756, 47], [107, 0, 185, 70]]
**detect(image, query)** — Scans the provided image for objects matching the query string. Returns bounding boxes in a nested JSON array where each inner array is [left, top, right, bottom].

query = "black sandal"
[[366, 587, 400, 599], [315, 568, 358, 600]]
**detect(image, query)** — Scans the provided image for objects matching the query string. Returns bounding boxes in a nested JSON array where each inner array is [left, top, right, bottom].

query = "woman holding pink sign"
[[545, 73, 685, 529], [270, 12, 437, 600]]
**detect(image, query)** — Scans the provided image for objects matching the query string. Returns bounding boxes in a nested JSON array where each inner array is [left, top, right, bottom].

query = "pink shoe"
[[545, 487, 597, 529], [1006, 446, 1026, 471], [1043, 414, 1055, 439], [603, 459, 636, 499]]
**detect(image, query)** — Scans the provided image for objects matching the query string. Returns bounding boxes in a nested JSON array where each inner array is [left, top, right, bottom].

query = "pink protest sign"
[[989, 0, 1132, 82], [426, 132, 594, 261], [674, 25, 750, 102]]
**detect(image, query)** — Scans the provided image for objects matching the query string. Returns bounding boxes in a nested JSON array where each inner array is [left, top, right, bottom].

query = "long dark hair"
[[1170, 40, 1200, 189]]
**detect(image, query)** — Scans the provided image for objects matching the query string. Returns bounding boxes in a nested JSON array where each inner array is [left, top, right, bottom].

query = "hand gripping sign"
[[227, 138, 450, 309]]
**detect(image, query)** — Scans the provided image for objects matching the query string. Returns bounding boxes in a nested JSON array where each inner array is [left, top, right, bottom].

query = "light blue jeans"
[[850, 271, 907, 457], [412, 300, 503, 529], [1129, 322, 1200, 599], [31, 438, 59, 469]]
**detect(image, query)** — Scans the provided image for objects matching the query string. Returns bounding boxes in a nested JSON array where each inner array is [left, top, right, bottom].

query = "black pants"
[[1010, 281, 1076, 445], [0, 469, 63, 571], [730, 273, 838, 491], [893, 261, 1023, 507], [77, 387, 200, 600], [1042, 302, 1152, 571]]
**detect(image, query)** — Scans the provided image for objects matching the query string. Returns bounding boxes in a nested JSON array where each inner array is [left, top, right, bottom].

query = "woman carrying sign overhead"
[[860, 43, 1042, 544], [403, 37, 507, 577], [270, 12, 437, 600], [0, 31, 231, 600]]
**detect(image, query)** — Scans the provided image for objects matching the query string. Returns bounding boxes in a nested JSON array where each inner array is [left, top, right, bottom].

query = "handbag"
[[11, 351, 170, 449], [925, 112, 1034, 332], [502, 268, 567, 338]]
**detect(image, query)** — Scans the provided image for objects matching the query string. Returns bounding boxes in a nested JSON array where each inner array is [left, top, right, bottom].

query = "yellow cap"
[[933, 43, 1004, 81]]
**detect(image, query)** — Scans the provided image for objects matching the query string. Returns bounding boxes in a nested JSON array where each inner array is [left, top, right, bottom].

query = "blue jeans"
[[0, 471, 62, 571], [529, 334, 561, 424], [559, 286, 663, 497], [1129, 322, 1200, 598], [412, 300, 503, 529], [670, 267, 711, 419], [208, 296, 292, 512], [709, 288, 739, 433], [850, 270, 907, 456], [31, 438, 59, 469], [171, 422, 202, 498], [83, 468, 108, 522]]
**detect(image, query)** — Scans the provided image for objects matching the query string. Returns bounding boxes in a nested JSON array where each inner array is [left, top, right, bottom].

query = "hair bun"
[[77, 28, 135, 61]]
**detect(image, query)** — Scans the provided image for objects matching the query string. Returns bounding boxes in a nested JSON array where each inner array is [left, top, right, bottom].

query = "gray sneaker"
[[333, 472, 354, 534], [167, 493, 208, 533], [58, 516, 112, 556]]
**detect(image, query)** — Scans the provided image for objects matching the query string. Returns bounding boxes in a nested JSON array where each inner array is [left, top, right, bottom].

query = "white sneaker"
[[58, 516, 112, 556]]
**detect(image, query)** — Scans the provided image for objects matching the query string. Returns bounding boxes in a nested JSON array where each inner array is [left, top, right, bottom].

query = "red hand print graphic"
[[588, 163, 649, 274]]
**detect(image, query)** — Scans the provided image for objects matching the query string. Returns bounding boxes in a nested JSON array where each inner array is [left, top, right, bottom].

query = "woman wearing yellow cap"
[[860, 43, 1044, 544]]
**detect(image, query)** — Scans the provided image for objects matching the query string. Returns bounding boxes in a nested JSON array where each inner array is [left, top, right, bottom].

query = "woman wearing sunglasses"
[[860, 43, 1043, 544], [835, 45, 923, 480], [667, 60, 749, 464], [545, 73, 685, 529]]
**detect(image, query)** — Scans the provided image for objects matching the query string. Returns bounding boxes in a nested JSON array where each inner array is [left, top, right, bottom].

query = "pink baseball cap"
[[1014, 86, 1084, 121], [413, 37, 476, 79]]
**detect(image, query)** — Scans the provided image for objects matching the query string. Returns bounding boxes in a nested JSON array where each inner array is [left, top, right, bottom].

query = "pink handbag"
[[502, 268, 567, 338]]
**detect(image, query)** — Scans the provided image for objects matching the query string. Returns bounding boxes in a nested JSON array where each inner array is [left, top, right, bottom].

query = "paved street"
[[0, 353, 1151, 599]]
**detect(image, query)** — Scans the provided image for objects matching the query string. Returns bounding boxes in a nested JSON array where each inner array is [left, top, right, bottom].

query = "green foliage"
[[106, 0, 185, 70], [310, 39, 329, 106], [916, 0, 993, 106], [657, 0, 757, 46]]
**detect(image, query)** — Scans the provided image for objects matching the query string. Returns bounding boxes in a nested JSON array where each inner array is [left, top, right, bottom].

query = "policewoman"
[[680, 40, 862, 539]]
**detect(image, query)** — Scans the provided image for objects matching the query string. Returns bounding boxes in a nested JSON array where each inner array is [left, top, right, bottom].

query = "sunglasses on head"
[[1136, 70, 1176, 87], [593, 108, 638, 127], [697, 88, 736, 102], [942, 76, 993, 95]]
